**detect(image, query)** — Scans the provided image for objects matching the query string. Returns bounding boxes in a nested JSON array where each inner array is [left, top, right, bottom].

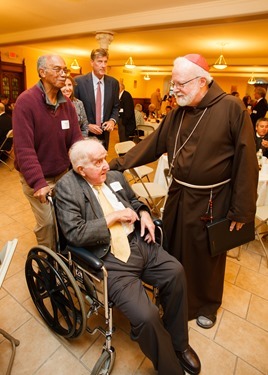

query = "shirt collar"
[[37, 80, 67, 108]]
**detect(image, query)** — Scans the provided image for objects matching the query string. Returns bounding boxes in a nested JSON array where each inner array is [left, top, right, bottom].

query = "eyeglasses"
[[170, 76, 200, 90], [47, 67, 70, 75]]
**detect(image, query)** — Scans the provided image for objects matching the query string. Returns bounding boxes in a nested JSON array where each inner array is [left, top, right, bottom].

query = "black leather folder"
[[206, 218, 255, 257]]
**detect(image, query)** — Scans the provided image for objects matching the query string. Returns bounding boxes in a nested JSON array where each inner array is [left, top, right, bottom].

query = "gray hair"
[[135, 103, 143, 111], [173, 57, 213, 85], [69, 138, 104, 172]]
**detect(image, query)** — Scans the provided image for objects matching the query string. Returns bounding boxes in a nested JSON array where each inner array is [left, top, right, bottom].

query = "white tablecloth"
[[154, 154, 169, 189], [257, 170, 268, 206]]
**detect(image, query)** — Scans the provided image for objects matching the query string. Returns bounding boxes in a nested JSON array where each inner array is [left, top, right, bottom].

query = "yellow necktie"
[[93, 185, 131, 263]]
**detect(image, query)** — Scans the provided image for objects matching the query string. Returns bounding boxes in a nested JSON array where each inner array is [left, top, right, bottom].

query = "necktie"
[[96, 81, 102, 126], [93, 185, 131, 263]]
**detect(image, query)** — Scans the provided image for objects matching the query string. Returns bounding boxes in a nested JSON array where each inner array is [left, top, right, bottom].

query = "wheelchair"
[[25, 197, 163, 374]]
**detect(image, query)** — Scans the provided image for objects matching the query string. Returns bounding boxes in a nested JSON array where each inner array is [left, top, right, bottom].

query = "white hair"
[[69, 138, 104, 172], [173, 57, 213, 84]]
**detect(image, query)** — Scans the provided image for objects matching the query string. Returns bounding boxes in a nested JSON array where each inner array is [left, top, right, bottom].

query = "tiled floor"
[[0, 130, 268, 375]]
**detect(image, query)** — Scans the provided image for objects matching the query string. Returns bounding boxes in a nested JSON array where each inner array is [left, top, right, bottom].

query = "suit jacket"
[[55, 170, 149, 258], [74, 73, 120, 148], [0, 112, 12, 151], [250, 98, 268, 126], [119, 90, 136, 138]]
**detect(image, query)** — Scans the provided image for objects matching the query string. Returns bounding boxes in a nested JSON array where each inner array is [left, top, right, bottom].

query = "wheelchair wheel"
[[25, 245, 86, 338], [91, 348, 115, 375]]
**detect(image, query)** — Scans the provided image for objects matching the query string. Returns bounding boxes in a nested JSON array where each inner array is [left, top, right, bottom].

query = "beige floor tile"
[[225, 258, 240, 284], [35, 346, 90, 375], [222, 281, 251, 318], [3, 268, 31, 304], [1, 318, 61, 375], [227, 245, 262, 272], [82, 328, 145, 374], [11, 208, 36, 230], [135, 357, 158, 375], [0, 294, 31, 335], [236, 267, 268, 300], [215, 310, 268, 374], [189, 329, 236, 375], [247, 294, 268, 332], [235, 358, 264, 375], [0, 221, 30, 243]]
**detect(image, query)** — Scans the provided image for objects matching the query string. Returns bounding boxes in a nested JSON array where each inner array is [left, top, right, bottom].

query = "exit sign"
[[9, 52, 17, 59]]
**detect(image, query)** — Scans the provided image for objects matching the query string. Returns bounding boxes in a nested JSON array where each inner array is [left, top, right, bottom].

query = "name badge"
[[110, 181, 123, 192], [61, 120, 70, 129]]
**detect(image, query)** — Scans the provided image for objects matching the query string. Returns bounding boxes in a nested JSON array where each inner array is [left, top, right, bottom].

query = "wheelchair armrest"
[[67, 245, 104, 271], [153, 219, 163, 228]]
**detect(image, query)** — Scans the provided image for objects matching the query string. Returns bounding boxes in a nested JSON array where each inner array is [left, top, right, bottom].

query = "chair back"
[[114, 141, 135, 156], [0, 129, 13, 151]]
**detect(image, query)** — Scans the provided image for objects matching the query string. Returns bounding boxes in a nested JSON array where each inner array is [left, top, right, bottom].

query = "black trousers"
[[103, 232, 188, 375]]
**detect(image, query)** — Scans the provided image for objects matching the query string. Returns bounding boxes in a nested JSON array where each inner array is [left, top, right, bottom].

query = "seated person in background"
[[255, 117, 268, 157], [61, 76, 89, 137], [147, 103, 157, 121], [0, 102, 12, 159], [55, 138, 201, 375], [165, 105, 172, 114], [134, 103, 145, 126]]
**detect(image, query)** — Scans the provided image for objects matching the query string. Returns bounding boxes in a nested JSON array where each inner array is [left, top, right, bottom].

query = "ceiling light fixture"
[[213, 43, 228, 70], [70, 59, 80, 70], [248, 73, 256, 85], [125, 57, 136, 69], [144, 74, 150, 81]]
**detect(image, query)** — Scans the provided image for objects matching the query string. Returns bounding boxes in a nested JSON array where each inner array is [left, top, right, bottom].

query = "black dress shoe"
[[176, 345, 201, 375], [196, 314, 216, 329]]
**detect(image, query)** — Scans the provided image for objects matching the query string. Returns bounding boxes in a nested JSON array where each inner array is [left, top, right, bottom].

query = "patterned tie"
[[93, 185, 131, 263], [95, 81, 102, 126]]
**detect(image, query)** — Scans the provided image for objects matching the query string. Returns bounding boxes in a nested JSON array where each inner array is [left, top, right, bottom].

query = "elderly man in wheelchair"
[[25, 138, 200, 375]]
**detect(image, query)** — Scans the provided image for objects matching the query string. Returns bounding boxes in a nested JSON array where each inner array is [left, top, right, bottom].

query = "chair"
[[136, 124, 155, 140], [255, 205, 268, 267], [129, 168, 167, 216], [0, 238, 19, 375], [114, 141, 153, 182], [0, 130, 14, 171]]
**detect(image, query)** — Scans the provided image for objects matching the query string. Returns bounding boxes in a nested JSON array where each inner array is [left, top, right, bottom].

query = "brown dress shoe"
[[176, 345, 201, 375]]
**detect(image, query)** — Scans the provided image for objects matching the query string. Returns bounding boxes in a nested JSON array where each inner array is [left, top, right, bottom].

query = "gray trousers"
[[103, 232, 188, 375]]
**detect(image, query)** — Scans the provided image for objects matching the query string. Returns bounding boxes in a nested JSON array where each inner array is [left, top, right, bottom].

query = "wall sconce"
[[144, 74, 150, 81], [125, 57, 136, 69], [248, 73, 256, 85], [70, 59, 80, 70]]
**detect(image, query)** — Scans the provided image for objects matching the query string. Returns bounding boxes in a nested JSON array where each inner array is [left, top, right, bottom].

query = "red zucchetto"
[[183, 54, 210, 72]]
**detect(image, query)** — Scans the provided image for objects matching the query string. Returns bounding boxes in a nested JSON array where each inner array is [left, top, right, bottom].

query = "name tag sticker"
[[252, 110, 257, 114], [110, 181, 123, 192], [61, 120, 70, 129]]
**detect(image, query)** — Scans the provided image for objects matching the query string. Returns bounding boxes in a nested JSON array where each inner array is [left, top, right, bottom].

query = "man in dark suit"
[[118, 83, 136, 142], [250, 86, 268, 128], [0, 102, 12, 158], [55, 138, 201, 375], [74, 48, 119, 150]]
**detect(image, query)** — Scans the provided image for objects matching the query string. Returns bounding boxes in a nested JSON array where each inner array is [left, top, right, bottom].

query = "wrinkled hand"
[[140, 210, 155, 243], [105, 208, 139, 227], [33, 186, 52, 204], [88, 124, 103, 135], [229, 221, 245, 231]]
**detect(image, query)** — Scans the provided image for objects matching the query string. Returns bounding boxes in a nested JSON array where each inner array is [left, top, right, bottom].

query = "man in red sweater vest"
[[13, 55, 83, 250]]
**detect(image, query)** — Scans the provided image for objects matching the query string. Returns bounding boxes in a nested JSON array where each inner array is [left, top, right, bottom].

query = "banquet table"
[[154, 154, 268, 207]]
